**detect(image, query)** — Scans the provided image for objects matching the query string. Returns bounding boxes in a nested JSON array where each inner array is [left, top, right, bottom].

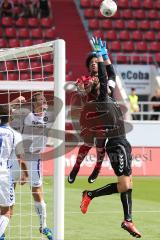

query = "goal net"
[[0, 40, 65, 240]]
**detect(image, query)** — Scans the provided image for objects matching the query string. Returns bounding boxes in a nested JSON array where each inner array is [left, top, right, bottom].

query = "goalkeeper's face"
[[88, 57, 98, 76]]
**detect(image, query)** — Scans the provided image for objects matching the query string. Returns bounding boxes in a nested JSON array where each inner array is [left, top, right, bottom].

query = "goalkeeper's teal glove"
[[98, 38, 109, 61], [90, 37, 102, 57]]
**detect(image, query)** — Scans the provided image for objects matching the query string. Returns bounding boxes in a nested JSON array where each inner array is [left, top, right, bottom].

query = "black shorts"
[[83, 135, 106, 148], [105, 137, 132, 176]]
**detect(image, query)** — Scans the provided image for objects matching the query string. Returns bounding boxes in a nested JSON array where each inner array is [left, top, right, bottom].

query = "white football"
[[100, 0, 117, 18]]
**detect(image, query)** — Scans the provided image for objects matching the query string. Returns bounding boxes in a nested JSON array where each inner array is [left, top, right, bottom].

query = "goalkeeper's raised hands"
[[90, 37, 108, 61]]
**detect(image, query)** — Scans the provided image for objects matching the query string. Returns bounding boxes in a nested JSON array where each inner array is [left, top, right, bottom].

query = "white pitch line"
[[65, 210, 160, 214]]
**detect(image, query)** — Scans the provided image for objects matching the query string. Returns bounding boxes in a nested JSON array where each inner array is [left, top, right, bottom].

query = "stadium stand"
[[0, 0, 73, 82], [79, 0, 160, 64]]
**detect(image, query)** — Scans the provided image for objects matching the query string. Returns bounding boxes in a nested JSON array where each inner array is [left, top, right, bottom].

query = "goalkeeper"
[[68, 40, 116, 184], [80, 37, 141, 238], [10, 92, 53, 240]]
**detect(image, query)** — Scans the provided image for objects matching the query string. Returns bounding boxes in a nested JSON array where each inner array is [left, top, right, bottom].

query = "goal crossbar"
[[0, 80, 54, 91], [0, 41, 55, 61]]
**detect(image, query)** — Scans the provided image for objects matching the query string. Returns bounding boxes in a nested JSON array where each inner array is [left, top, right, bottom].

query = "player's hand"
[[90, 37, 102, 57], [11, 96, 26, 104], [98, 38, 109, 61]]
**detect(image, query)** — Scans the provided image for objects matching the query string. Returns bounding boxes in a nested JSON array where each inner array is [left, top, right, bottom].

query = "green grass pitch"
[[7, 176, 160, 239]]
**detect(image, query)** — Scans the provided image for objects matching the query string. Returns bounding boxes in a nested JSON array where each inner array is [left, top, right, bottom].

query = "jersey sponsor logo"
[[31, 120, 47, 127]]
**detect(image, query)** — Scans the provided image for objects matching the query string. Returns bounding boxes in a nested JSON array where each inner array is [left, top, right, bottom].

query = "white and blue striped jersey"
[[0, 125, 23, 173], [11, 107, 54, 159]]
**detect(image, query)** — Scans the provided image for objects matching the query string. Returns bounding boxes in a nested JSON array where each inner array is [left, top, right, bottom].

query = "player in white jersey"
[[0, 104, 28, 240], [11, 92, 53, 240]]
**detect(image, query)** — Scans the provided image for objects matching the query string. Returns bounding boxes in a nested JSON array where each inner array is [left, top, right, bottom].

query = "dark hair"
[[0, 105, 9, 124], [131, 88, 136, 91], [86, 52, 97, 69]]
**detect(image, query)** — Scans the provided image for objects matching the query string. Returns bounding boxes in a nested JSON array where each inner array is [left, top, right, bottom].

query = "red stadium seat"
[[42, 53, 52, 62], [40, 18, 53, 28], [22, 39, 33, 47], [130, 55, 141, 64], [112, 11, 121, 19], [131, 0, 141, 8], [136, 42, 147, 52], [118, 0, 129, 8], [28, 18, 39, 28], [148, 10, 159, 19], [44, 64, 54, 73], [135, 9, 146, 19], [0, 39, 8, 48], [88, 19, 99, 29], [141, 54, 153, 64], [122, 41, 134, 52], [92, 0, 102, 8], [143, 0, 153, 9], [144, 31, 155, 41], [106, 30, 117, 40], [157, 32, 160, 41], [45, 75, 54, 81], [31, 28, 43, 39], [15, 17, 27, 27], [122, 9, 133, 19], [33, 73, 43, 81], [110, 41, 121, 51], [0, 29, 2, 38], [101, 19, 112, 29], [5, 28, 16, 38], [1, 17, 13, 27], [31, 61, 42, 73], [14, 6, 22, 16], [97, 10, 106, 19], [148, 42, 160, 52], [0, 73, 3, 80], [116, 55, 127, 64], [152, 20, 160, 30], [18, 28, 30, 39], [132, 30, 143, 41], [44, 28, 56, 39], [8, 39, 20, 48], [2, 61, 15, 71], [92, 30, 104, 39], [119, 30, 130, 40], [154, 0, 160, 9], [138, 20, 150, 30], [155, 53, 160, 63], [114, 19, 125, 29], [33, 39, 44, 45], [127, 20, 137, 29], [20, 73, 31, 81], [80, 0, 91, 8], [84, 9, 95, 18], [17, 61, 29, 71], [8, 73, 18, 81], [126, 20, 137, 30]]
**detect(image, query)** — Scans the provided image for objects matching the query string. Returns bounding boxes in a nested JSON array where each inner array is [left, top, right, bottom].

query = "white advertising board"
[[116, 65, 153, 95]]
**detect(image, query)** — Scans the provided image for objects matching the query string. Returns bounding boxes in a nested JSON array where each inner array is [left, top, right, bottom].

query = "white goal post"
[[0, 39, 66, 240]]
